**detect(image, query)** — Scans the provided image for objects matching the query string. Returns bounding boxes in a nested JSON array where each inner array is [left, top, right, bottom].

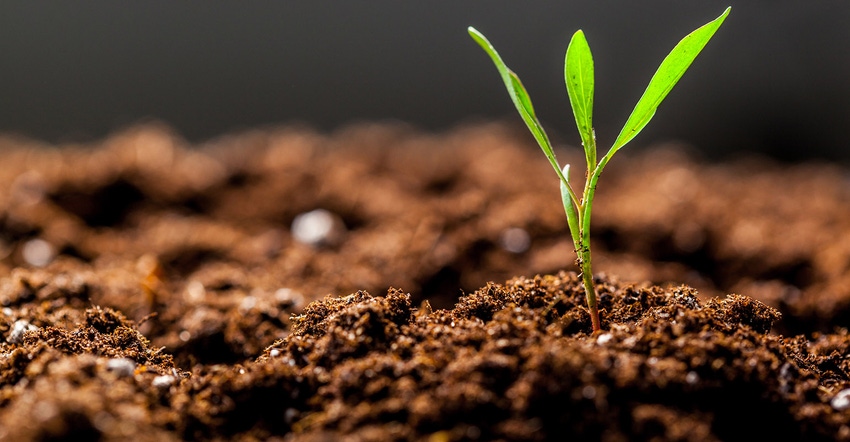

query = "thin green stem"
[[562, 164, 599, 332], [577, 243, 600, 332], [574, 151, 610, 333]]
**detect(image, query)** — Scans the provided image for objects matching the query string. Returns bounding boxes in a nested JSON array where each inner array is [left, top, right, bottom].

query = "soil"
[[1, 121, 850, 440]]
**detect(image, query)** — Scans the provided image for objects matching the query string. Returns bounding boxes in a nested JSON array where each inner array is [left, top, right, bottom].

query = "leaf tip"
[[468, 26, 488, 43], [717, 6, 731, 23]]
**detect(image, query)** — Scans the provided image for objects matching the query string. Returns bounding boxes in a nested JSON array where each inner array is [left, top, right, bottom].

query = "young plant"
[[469, 7, 730, 331]]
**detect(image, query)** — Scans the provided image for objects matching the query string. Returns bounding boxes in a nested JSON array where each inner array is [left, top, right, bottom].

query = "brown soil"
[[1, 122, 850, 440]]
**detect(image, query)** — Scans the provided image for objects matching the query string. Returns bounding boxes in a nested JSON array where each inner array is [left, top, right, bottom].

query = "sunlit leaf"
[[468, 27, 566, 184], [609, 6, 731, 154], [565, 30, 596, 169]]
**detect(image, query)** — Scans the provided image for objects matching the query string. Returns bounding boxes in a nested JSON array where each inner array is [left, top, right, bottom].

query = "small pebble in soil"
[[106, 358, 136, 377], [152, 375, 176, 389], [499, 227, 531, 253], [239, 296, 257, 312], [291, 208, 346, 247], [21, 238, 56, 267], [92, 410, 116, 434], [8, 319, 38, 344], [596, 333, 613, 345], [832, 389, 850, 410], [185, 280, 206, 302], [284, 408, 299, 424], [275, 288, 305, 309], [582, 385, 597, 400], [686, 371, 700, 385], [33, 400, 58, 423], [10, 171, 46, 205]]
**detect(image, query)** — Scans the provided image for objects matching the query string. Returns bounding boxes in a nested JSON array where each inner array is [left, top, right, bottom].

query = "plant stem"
[[578, 156, 613, 332], [578, 243, 600, 332], [563, 163, 603, 332], [579, 181, 601, 332], [563, 173, 601, 332]]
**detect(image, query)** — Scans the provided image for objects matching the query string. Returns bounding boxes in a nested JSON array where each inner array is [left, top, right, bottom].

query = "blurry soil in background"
[[0, 122, 850, 440]]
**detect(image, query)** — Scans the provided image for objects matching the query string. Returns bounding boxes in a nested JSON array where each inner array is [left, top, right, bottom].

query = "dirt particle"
[[185, 280, 207, 302], [499, 227, 531, 254], [105, 358, 136, 377], [239, 296, 256, 312], [291, 209, 346, 247], [151, 375, 175, 389], [21, 239, 56, 267], [275, 288, 305, 309], [8, 319, 38, 344], [832, 389, 850, 410]]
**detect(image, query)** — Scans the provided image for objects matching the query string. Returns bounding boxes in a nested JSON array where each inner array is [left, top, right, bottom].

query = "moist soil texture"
[[1, 122, 850, 440]]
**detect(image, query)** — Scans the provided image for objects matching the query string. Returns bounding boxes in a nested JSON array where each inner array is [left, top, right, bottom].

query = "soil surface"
[[1, 122, 850, 440]]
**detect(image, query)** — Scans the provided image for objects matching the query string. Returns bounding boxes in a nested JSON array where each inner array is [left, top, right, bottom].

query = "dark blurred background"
[[0, 1, 848, 161]]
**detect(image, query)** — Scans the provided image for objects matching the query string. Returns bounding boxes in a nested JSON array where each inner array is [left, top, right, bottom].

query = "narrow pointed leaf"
[[509, 71, 536, 120], [565, 30, 596, 169], [560, 164, 581, 247], [468, 27, 567, 184], [609, 6, 730, 154]]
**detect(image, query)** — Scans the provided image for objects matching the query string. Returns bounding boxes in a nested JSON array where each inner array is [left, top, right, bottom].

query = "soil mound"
[[0, 122, 849, 440]]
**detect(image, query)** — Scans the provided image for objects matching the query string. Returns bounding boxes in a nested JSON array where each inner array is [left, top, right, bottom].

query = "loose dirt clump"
[[0, 122, 849, 440]]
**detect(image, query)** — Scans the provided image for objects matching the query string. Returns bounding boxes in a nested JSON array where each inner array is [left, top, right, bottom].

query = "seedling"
[[469, 7, 730, 331]]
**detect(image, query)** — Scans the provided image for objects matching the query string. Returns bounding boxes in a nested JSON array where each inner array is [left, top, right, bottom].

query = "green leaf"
[[560, 164, 581, 247], [468, 26, 567, 185], [565, 30, 596, 170], [609, 6, 731, 154]]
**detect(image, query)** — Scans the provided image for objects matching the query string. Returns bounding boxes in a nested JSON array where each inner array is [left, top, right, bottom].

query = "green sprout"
[[469, 7, 730, 332]]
